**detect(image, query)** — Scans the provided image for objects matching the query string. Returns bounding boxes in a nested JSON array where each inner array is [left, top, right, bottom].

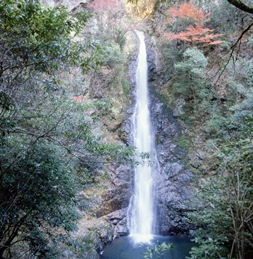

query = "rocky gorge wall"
[[39, 0, 195, 257], [147, 42, 193, 235], [92, 33, 195, 241]]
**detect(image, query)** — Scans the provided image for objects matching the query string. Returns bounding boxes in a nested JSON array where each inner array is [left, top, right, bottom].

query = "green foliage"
[[173, 47, 208, 100], [204, 59, 253, 140], [160, 43, 183, 78], [187, 235, 229, 259], [220, 40, 232, 51], [0, 0, 102, 75], [204, 114, 234, 141], [230, 88, 253, 123], [186, 136, 253, 259], [122, 78, 131, 96], [227, 59, 253, 126], [0, 138, 79, 258], [144, 242, 174, 259], [102, 41, 127, 68], [0, 0, 103, 136], [185, 178, 231, 258], [92, 13, 128, 68], [0, 0, 136, 257], [111, 26, 127, 51], [211, 1, 252, 33], [67, 236, 99, 258], [177, 135, 191, 148], [171, 47, 211, 122], [163, 2, 253, 259], [228, 59, 253, 88], [194, 57, 253, 142]]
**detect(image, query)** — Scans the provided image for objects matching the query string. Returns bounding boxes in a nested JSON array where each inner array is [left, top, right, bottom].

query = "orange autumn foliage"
[[167, 2, 209, 23], [165, 2, 223, 45], [165, 25, 224, 45]]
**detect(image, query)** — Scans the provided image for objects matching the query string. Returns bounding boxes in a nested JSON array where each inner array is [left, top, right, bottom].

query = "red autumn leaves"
[[164, 2, 223, 45]]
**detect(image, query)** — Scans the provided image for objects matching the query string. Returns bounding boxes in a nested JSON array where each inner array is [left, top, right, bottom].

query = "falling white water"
[[128, 30, 155, 243]]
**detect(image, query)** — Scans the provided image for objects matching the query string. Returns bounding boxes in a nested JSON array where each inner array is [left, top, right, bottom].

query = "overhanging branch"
[[227, 0, 253, 14]]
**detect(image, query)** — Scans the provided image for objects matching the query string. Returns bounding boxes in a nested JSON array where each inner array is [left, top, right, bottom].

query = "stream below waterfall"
[[100, 235, 194, 259]]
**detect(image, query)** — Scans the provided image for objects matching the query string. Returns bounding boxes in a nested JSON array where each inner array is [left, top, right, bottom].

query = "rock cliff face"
[[103, 35, 194, 238], [41, 0, 194, 256], [42, 0, 87, 10], [147, 42, 193, 236], [149, 91, 193, 235]]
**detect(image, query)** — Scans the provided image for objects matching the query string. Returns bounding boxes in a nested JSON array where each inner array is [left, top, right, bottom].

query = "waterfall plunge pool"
[[100, 235, 194, 259]]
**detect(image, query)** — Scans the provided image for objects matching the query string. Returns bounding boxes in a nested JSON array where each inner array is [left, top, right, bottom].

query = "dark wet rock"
[[114, 225, 129, 237], [112, 219, 118, 225], [146, 40, 193, 236], [107, 208, 127, 222], [118, 217, 127, 226], [163, 162, 183, 178], [98, 34, 194, 241], [106, 208, 129, 238], [98, 227, 114, 245]]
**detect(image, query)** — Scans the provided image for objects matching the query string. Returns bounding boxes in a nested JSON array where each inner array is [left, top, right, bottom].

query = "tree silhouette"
[[227, 0, 253, 14]]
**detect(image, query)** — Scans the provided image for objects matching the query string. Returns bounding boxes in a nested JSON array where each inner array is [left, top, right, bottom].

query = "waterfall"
[[127, 30, 156, 243]]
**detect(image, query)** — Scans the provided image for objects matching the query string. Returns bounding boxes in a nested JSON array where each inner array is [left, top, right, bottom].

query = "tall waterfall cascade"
[[127, 30, 157, 244]]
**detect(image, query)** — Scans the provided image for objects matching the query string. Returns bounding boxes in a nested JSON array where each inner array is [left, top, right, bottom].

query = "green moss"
[[177, 135, 191, 148]]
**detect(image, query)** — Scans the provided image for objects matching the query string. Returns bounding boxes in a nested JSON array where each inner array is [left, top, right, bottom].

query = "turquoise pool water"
[[100, 235, 194, 259]]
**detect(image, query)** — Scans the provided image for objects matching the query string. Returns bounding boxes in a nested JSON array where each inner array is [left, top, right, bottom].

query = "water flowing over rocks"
[[57, 31, 194, 259], [100, 34, 194, 239]]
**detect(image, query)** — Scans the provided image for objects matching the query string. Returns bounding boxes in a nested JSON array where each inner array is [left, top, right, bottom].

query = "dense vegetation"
[[154, 0, 253, 258], [1, 0, 253, 258], [0, 0, 133, 258]]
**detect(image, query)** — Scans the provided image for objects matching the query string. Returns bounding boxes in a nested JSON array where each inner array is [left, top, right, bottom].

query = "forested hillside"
[[149, 1, 253, 258], [1, 0, 253, 259], [0, 0, 135, 258]]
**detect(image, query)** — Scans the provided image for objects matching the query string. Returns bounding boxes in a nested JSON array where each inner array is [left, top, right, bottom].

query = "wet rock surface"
[[95, 165, 131, 218], [147, 42, 194, 236], [149, 98, 193, 235], [101, 35, 194, 239]]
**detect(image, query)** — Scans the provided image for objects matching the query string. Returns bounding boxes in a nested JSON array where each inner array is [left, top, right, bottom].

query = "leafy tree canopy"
[[0, 0, 101, 75], [0, 139, 79, 258], [0, 1, 135, 258], [186, 135, 253, 259]]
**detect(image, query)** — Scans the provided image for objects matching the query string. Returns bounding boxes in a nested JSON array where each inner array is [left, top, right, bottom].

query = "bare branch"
[[227, 0, 253, 14]]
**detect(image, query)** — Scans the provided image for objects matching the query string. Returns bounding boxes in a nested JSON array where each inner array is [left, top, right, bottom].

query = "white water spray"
[[128, 30, 156, 243]]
